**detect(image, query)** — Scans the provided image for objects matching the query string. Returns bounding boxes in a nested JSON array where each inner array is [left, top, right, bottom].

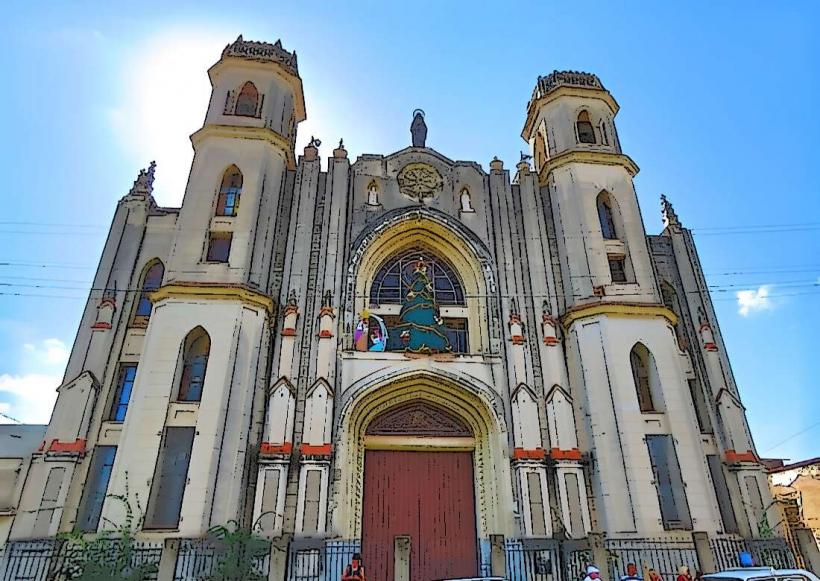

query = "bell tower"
[[524, 72, 725, 534], [166, 35, 306, 289], [101, 37, 306, 536], [523, 71, 658, 307]]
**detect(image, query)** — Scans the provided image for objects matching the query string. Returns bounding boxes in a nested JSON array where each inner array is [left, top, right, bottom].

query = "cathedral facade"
[[9, 36, 775, 578]]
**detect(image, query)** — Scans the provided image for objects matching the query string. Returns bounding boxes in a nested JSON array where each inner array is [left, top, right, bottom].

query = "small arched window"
[[576, 111, 596, 144], [217, 165, 242, 217], [234, 82, 259, 117], [597, 192, 617, 240], [132, 260, 164, 326], [630, 342, 657, 412], [177, 327, 210, 402]]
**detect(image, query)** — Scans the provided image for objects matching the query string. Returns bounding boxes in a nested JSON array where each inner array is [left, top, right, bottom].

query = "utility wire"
[[761, 419, 820, 454]]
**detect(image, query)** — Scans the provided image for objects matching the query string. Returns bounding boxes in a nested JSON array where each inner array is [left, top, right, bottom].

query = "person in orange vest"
[[342, 553, 366, 581]]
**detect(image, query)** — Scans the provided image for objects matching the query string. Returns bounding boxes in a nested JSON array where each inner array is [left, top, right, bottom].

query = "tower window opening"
[[599, 120, 610, 145], [597, 193, 617, 240], [206, 232, 232, 263], [576, 111, 596, 144], [609, 257, 627, 283], [234, 81, 259, 117], [132, 260, 164, 326], [630, 343, 657, 412], [217, 166, 243, 217], [177, 328, 210, 402]]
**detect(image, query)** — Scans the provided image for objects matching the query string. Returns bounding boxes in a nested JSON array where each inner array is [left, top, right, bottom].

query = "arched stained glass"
[[370, 249, 465, 306]]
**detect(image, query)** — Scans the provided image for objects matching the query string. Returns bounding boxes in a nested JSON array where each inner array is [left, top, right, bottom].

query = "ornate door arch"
[[361, 401, 479, 581]]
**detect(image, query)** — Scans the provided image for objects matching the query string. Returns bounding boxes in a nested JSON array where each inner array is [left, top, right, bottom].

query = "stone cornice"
[[151, 283, 275, 316], [537, 150, 639, 184], [191, 124, 296, 170], [561, 302, 677, 329], [522, 85, 619, 140]]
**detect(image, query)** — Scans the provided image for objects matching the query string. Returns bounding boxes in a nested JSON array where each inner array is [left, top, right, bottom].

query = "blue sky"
[[0, 3, 817, 461]]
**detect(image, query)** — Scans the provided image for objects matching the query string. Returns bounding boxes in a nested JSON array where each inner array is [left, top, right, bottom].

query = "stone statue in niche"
[[459, 188, 474, 212], [367, 181, 379, 206], [411, 109, 427, 148]]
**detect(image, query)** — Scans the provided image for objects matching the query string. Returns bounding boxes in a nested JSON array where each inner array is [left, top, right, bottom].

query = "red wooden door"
[[362, 450, 478, 581]]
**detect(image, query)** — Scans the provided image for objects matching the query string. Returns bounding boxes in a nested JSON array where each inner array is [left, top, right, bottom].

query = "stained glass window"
[[370, 250, 465, 306], [217, 166, 242, 217]]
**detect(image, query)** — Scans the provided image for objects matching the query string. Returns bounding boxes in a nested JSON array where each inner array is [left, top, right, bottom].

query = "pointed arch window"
[[217, 166, 242, 217], [132, 260, 164, 326], [367, 249, 468, 353], [630, 343, 658, 412], [597, 192, 617, 240], [177, 327, 210, 402], [370, 249, 464, 306], [234, 81, 259, 117], [576, 111, 596, 144]]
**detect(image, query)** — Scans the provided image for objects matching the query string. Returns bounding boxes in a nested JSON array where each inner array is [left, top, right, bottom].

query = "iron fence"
[[711, 537, 796, 572], [604, 536, 699, 580], [506, 538, 564, 581], [173, 538, 270, 580], [0, 538, 162, 581], [0, 540, 59, 581]]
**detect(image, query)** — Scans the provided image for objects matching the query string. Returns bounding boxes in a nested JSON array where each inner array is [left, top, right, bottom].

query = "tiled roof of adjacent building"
[[221, 35, 299, 75]]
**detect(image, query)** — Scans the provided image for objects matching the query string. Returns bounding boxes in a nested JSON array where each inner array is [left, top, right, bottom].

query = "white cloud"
[[107, 29, 237, 206], [0, 338, 68, 424], [736, 285, 774, 317], [23, 338, 69, 367], [0, 373, 59, 424]]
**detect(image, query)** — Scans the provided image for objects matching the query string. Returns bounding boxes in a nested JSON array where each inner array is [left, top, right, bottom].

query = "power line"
[[761, 419, 820, 454]]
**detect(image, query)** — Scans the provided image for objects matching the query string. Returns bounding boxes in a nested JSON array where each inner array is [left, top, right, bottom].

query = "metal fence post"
[[490, 534, 506, 577], [269, 534, 291, 581], [691, 532, 716, 574], [394, 535, 411, 581], [589, 533, 609, 581], [157, 538, 179, 581], [794, 528, 820, 574]]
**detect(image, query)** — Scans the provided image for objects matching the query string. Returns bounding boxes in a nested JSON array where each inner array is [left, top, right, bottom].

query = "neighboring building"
[[0, 424, 46, 546], [768, 458, 820, 548], [7, 36, 778, 579]]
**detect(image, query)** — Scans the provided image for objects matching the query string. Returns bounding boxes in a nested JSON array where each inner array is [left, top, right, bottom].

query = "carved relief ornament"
[[397, 162, 443, 201]]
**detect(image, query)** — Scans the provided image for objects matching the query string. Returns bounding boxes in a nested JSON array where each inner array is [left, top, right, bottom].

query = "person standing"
[[677, 565, 693, 581], [621, 563, 643, 581], [342, 553, 366, 581]]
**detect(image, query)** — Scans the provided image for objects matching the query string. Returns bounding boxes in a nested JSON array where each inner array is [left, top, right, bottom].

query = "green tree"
[[204, 520, 271, 581]]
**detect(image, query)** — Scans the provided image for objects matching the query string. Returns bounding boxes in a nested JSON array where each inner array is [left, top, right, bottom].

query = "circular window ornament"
[[397, 162, 443, 201]]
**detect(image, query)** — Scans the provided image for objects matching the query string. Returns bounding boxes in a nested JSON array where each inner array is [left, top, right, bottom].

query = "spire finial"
[[129, 161, 156, 196], [661, 194, 680, 228]]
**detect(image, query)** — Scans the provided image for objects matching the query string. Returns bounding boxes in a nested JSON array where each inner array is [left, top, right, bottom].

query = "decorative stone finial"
[[128, 161, 156, 196], [661, 194, 680, 228], [411, 109, 427, 148], [489, 156, 504, 172], [517, 152, 532, 174], [333, 138, 348, 159], [303, 137, 320, 161]]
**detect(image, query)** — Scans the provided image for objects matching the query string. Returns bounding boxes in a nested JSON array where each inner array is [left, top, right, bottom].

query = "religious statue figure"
[[411, 109, 427, 148]]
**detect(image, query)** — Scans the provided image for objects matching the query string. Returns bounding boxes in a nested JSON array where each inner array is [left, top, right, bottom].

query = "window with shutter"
[[76, 446, 117, 532], [145, 427, 195, 529], [646, 434, 692, 530]]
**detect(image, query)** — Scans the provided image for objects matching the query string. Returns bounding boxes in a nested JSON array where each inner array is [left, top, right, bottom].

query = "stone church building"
[[8, 36, 775, 579]]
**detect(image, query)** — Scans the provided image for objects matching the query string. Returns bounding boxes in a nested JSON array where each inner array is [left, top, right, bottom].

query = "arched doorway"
[[361, 401, 478, 580]]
